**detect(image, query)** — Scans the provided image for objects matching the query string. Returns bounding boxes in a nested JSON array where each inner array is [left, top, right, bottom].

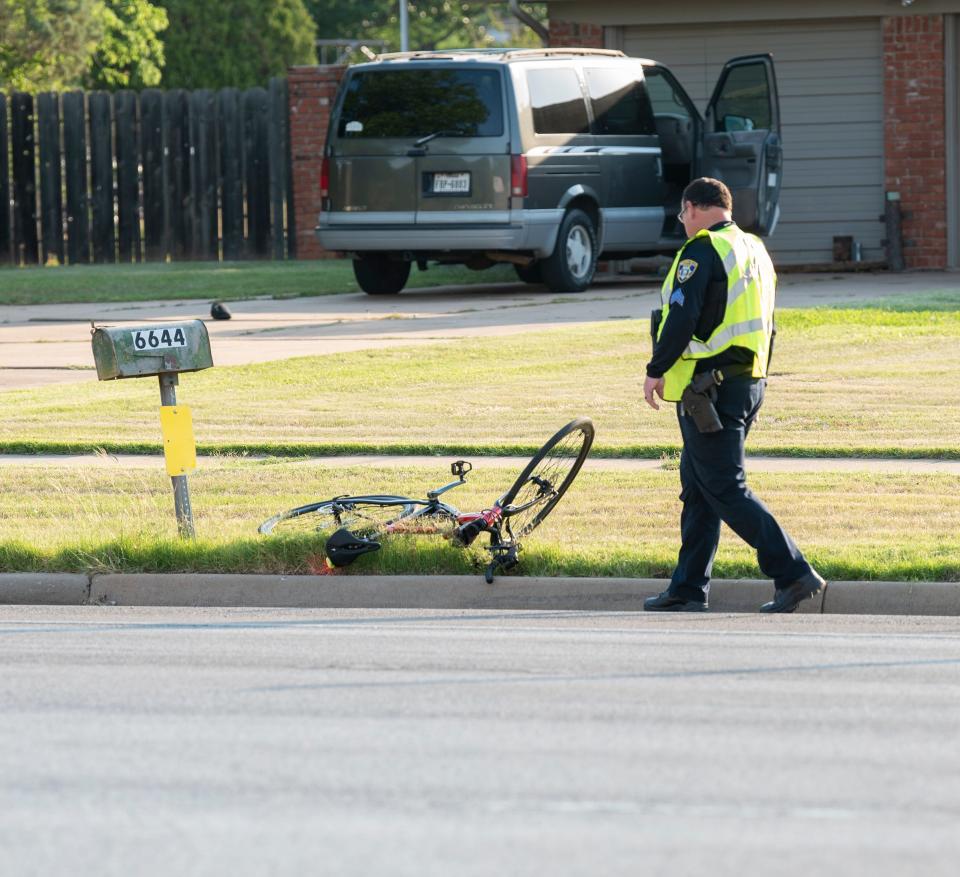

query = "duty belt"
[[693, 364, 755, 381], [717, 364, 756, 380]]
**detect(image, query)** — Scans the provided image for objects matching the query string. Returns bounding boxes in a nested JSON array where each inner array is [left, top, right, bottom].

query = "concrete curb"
[[2, 573, 958, 615], [822, 580, 960, 615], [0, 573, 90, 605]]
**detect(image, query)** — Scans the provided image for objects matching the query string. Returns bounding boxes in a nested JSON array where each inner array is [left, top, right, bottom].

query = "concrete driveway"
[[1, 271, 957, 390]]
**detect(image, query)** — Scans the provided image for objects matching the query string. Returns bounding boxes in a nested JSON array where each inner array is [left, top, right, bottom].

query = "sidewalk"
[[3, 452, 960, 474]]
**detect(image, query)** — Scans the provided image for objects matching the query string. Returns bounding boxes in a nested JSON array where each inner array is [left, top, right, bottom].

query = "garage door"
[[621, 18, 883, 265]]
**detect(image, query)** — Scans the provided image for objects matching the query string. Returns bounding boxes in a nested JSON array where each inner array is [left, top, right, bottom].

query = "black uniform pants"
[[668, 377, 811, 603]]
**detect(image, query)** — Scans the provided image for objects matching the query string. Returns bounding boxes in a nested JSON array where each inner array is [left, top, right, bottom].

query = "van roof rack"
[[374, 47, 626, 62]]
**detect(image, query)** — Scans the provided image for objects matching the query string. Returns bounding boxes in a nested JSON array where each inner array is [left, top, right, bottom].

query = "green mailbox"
[[90, 319, 214, 539], [91, 320, 213, 380]]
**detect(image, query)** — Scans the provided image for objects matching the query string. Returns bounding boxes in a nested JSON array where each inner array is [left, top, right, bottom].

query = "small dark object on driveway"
[[210, 302, 232, 320]]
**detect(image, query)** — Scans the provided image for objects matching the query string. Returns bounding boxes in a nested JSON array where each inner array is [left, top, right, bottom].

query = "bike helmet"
[[324, 527, 382, 567]]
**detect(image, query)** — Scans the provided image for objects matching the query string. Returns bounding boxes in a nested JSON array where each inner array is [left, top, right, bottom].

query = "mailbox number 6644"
[[133, 327, 187, 350]]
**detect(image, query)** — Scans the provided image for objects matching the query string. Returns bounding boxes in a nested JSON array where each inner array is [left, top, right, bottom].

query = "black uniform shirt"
[[646, 220, 754, 379]]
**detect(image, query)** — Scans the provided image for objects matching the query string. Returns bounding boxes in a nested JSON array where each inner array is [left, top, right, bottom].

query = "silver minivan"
[[318, 48, 782, 294]]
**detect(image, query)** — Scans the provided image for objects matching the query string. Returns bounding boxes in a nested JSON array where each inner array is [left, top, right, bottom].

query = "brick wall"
[[548, 20, 604, 48], [883, 14, 947, 269], [287, 65, 346, 259]]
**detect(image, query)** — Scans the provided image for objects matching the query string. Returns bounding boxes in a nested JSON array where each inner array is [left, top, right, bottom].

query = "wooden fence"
[[0, 78, 294, 266]]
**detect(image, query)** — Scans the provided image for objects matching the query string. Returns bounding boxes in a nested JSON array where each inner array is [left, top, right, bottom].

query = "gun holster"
[[650, 308, 662, 343], [681, 370, 724, 433]]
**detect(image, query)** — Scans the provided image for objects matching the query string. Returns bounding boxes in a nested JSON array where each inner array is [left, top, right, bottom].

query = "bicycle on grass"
[[258, 418, 595, 583]]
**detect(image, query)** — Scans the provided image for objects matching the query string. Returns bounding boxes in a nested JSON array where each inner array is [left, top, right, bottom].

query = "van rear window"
[[338, 69, 504, 138]]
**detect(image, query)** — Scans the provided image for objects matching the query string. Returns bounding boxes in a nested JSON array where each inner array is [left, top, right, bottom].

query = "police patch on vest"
[[677, 259, 698, 283], [669, 288, 685, 306]]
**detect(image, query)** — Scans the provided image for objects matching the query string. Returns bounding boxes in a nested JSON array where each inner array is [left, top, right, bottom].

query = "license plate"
[[432, 172, 470, 194]]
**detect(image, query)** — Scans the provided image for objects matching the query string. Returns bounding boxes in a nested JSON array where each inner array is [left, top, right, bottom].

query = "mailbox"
[[91, 320, 213, 380], [90, 319, 214, 539]]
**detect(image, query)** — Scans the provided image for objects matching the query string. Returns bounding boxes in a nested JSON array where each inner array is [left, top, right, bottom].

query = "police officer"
[[642, 177, 825, 613]]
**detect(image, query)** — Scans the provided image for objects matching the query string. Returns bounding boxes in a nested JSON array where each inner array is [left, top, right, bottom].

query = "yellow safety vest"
[[656, 224, 777, 402]]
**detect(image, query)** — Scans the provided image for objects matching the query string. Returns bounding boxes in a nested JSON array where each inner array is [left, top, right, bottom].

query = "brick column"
[[288, 65, 347, 259], [548, 20, 604, 48], [883, 15, 947, 269]]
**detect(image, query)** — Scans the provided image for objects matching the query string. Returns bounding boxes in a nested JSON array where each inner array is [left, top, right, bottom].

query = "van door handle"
[[407, 148, 427, 157]]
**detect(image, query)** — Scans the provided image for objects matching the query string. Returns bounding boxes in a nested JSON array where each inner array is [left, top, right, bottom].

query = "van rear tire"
[[541, 209, 598, 293], [353, 256, 411, 295]]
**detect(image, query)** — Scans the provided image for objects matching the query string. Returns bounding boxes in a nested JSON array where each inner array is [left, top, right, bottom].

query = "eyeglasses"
[[677, 204, 690, 222]]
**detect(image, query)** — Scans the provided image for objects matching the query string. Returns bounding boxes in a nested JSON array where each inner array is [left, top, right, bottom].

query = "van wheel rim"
[[566, 226, 592, 279]]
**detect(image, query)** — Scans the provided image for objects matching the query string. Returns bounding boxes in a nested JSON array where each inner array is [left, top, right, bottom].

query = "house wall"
[[548, 20, 604, 48], [288, 65, 346, 260], [946, 13, 959, 268], [884, 15, 947, 269]]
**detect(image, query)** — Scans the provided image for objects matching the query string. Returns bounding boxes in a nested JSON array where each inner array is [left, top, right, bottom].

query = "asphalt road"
[[2, 607, 959, 875]]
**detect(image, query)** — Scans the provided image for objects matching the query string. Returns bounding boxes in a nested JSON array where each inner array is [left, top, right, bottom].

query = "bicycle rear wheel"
[[497, 417, 594, 542], [258, 496, 419, 537]]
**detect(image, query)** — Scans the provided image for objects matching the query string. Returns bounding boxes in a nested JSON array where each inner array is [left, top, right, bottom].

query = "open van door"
[[702, 54, 782, 236]]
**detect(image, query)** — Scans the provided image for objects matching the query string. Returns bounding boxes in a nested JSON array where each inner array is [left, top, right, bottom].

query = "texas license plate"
[[432, 172, 470, 194]]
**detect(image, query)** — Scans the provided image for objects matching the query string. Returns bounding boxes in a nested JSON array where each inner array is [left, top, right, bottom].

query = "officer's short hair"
[[682, 178, 733, 211]]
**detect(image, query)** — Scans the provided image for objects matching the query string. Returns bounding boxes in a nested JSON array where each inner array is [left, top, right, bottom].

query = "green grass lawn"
[[0, 458, 960, 580], [0, 259, 520, 305], [1, 461, 957, 581], [2, 306, 960, 458]]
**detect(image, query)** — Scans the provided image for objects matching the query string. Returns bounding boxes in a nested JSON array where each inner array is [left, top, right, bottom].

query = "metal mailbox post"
[[91, 320, 214, 538]]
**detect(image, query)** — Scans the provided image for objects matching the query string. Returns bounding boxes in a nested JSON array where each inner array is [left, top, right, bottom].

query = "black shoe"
[[644, 590, 708, 612], [760, 570, 827, 614]]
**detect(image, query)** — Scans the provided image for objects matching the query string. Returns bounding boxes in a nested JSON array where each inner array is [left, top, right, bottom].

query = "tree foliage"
[[86, 0, 168, 90], [160, 0, 319, 90], [0, 0, 167, 92], [304, 1, 547, 57], [0, 0, 102, 91]]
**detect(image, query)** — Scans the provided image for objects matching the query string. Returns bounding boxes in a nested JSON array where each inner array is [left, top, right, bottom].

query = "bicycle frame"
[[367, 466, 507, 535], [330, 465, 555, 541]]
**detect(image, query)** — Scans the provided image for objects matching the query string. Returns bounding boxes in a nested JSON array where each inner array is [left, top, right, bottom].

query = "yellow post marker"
[[159, 405, 196, 476]]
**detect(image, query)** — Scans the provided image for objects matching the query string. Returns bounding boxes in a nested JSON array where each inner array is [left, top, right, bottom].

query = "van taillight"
[[321, 157, 330, 197], [511, 155, 527, 198]]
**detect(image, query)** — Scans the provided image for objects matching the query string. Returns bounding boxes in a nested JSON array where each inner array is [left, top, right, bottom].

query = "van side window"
[[338, 69, 504, 138], [643, 68, 693, 123], [526, 68, 590, 135], [644, 66, 696, 173], [585, 69, 656, 136], [713, 62, 771, 132]]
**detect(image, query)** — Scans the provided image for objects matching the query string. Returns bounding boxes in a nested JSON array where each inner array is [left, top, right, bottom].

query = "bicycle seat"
[[325, 527, 382, 567]]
